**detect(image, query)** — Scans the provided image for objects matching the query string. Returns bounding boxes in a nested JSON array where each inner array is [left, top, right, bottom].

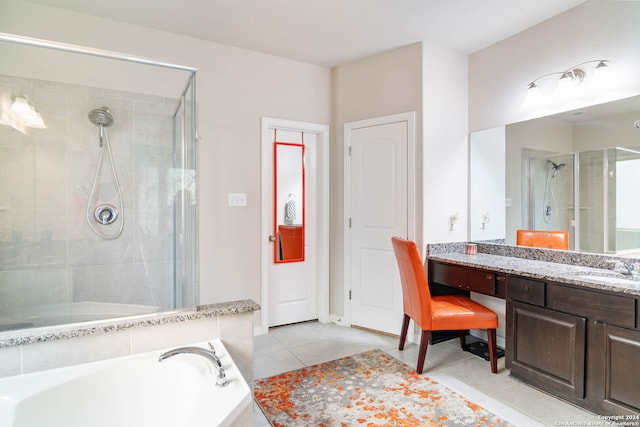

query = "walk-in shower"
[[525, 147, 640, 255], [0, 33, 198, 332], [86, 106, 124, 239]]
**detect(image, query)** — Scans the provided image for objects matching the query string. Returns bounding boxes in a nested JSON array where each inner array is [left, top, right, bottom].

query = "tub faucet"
[[159, 344, 229, 387]]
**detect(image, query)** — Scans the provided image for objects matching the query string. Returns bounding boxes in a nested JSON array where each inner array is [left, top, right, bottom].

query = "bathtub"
[[0, 338, 252, 427]]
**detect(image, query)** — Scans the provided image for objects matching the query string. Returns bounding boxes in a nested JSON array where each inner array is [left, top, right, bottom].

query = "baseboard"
[[254, 325, 268, 336], [330, 314, 350, 327]]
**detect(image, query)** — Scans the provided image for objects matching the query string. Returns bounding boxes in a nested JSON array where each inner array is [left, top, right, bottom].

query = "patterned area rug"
[[254, 349, 515, 427]]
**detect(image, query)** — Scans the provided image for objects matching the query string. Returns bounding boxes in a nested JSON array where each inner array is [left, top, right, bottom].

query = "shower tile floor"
[[253, 321, 599, 427]]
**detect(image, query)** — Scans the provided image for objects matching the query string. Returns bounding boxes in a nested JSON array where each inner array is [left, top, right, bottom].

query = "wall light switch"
[[228, 193, 247, 207]]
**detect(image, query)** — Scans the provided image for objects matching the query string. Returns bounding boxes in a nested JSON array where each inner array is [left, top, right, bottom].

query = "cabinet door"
[[507, 300, 586, 401], [589, 323, 640, 415]]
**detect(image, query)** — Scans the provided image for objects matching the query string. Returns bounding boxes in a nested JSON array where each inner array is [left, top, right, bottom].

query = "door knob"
[[268, 235, 276, 242]]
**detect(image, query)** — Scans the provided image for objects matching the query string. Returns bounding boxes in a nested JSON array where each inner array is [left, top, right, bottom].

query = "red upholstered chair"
[[391, 237, 498, 374], [516, 229, 569, 250]]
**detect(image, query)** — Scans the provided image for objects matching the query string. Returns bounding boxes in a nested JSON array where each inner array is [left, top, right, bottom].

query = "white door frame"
[[259, 117, 330, 336], [342, 111, 416, 328]]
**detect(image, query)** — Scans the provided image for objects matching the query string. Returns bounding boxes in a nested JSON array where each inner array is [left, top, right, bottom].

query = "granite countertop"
[[428, 252, 640, 297], [0, 299, 260, 348]]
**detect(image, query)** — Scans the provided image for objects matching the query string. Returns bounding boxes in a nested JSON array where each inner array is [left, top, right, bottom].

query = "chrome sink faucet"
[[609, 260, 638, 276], [159, 343, 229, 387]]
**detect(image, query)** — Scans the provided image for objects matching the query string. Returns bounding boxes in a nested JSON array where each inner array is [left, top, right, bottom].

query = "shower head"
[[88, 107, 113, 127], [547, 160, 567, 170]]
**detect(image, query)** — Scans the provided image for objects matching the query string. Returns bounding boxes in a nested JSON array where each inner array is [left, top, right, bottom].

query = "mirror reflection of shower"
[[86, 107, 124, 239], [543, 160, 566, 223]]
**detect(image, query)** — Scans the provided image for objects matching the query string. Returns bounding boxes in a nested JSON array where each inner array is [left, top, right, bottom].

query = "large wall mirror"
[[471, 94, 640, 259]]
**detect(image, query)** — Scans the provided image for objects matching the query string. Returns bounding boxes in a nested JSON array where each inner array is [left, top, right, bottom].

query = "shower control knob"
[[94, 204, 119, 225]]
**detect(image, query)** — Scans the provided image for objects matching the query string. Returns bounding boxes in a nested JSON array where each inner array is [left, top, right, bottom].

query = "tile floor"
[[253, 321, 599, 427]]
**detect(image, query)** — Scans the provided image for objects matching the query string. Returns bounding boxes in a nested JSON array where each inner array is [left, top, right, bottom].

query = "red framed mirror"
[[273, 139, 305, 263]]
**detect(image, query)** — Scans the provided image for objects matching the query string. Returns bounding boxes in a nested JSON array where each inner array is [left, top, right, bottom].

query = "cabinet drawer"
[[507, 276, 545, 306], [430, 262, 495, 295], [547, 284, 635, 328]]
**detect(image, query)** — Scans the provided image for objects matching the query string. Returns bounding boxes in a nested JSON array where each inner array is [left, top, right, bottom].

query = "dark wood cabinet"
[[506, 300, 586, 402], [428, 258, 640, 415], [588, 322, 640, 414], [505, 276, 640, 415]]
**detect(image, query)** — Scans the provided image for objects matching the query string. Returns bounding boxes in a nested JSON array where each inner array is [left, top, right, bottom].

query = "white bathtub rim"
[[0, 338, 251, 427]]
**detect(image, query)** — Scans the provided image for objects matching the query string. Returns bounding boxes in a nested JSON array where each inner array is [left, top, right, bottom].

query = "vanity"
[[427, 245, 640, 416]]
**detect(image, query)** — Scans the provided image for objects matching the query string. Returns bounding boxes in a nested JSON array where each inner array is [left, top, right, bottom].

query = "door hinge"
[[349, 290, 352, 300], [348, 218, 352, 228], [348, 146, 352, 156]]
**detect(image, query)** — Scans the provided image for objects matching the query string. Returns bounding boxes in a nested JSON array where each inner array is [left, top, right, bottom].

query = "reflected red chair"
[[516, 229, 569, 250], [278, 225, 304, 260], [391, 237, 498, 374]]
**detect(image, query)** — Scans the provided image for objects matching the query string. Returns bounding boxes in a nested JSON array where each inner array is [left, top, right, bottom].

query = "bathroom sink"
[[578, 275, 640, 287]]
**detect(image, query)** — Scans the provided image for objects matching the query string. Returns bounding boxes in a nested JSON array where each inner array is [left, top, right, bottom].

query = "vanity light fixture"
[[524, 60, 610, 108]]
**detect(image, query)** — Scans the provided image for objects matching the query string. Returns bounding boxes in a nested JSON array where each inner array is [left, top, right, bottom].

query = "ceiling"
[[27, 0, 588, 67]]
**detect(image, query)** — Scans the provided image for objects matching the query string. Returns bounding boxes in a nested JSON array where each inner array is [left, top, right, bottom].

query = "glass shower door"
[[172, 75, 197, 309]]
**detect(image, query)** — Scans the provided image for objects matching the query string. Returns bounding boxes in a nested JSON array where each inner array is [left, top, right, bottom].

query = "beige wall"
[[421, 42, 469, 245], [330, 43, 423, 320], [330, 42, 469, 320]]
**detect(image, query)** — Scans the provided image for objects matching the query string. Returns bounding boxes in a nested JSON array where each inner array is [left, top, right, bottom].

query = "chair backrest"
[[391, 237, 433, 330], [516, 229, 569, 250]]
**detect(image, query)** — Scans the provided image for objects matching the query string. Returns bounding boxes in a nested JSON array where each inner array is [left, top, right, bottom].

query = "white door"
[[345, 113, 414, 335], [260, 118, 330, 331]]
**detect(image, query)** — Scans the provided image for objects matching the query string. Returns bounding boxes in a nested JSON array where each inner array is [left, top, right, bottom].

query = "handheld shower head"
[[547, 160, 567, 170], [88, 107, 113, 127]]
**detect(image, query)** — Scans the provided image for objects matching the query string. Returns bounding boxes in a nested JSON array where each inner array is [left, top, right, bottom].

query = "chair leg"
[[398, 314, 410, 350], [416, 330, 430, 374], [487, 329, 498, 373], [458, 331, 467, 349]]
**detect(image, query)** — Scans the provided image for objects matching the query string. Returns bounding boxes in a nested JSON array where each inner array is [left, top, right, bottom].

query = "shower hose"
[[86, 125, 124, 239]]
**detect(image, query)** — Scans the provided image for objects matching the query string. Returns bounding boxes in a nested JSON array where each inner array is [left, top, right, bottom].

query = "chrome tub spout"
[[159, 344, 229, 387]]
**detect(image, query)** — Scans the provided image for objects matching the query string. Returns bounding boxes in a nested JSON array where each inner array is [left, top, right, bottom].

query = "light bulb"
[[523, 82, 542, 108]]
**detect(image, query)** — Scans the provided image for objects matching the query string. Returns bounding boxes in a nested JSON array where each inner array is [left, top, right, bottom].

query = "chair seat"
[[430, 295, 498, 331]]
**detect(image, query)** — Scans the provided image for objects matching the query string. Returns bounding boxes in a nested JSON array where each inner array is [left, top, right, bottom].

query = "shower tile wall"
[[578, 151, 605, 253], [0, 74, 180, 315]]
